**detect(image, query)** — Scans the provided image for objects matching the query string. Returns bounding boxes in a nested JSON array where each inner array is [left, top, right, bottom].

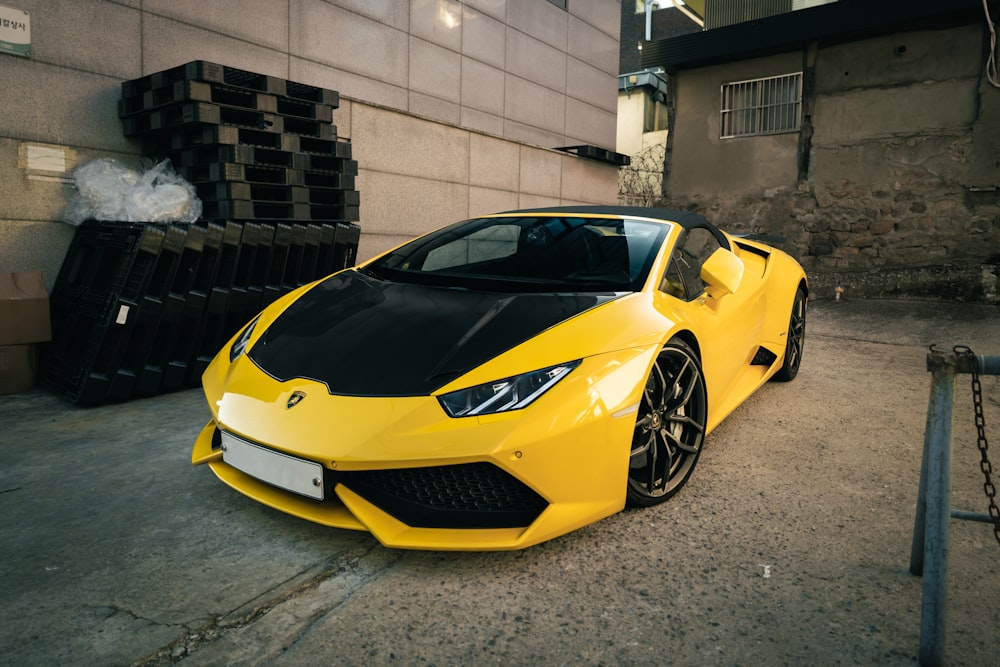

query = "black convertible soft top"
[[496, 206, 730, 250]]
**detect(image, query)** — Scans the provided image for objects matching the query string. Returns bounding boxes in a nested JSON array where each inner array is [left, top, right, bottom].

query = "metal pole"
[[915, 351, 956, 667], [977, 354, 1000, 375], [950, 508, 994, 523], [909, 403, 931, 576], [909, 350, 998, 666]]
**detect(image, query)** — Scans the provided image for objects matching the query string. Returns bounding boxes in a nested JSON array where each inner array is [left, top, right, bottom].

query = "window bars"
[[720, 72, 802, 138]]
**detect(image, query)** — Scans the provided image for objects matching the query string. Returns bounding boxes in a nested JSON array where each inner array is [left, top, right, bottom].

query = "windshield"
[[367, 215, 670, 292]]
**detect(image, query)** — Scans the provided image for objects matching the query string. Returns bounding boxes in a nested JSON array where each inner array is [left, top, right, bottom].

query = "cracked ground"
[[1, 297, 998, 666]]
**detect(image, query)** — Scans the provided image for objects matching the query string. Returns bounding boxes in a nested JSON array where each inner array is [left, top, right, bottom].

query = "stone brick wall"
[[660, 23, 1000, 302], [664, 177, 999, 302]]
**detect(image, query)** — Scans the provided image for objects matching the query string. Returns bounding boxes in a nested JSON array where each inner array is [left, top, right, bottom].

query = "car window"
[[423, 225, 519, 270], [659, 227, 721, 301], [369, 215, 670, 293]]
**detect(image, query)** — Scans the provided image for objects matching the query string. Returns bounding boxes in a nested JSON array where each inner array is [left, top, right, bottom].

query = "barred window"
[[720, 72, 802, 138]]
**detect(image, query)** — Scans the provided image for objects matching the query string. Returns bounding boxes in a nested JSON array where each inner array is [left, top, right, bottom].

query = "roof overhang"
[[618, 69, 669, 101], [640, 0, 985, 71]]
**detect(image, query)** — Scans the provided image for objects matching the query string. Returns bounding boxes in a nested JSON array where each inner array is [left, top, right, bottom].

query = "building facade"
[[642, 0, 1000, 301], [616, 1, 698, 207], [0, 0, 623, 288]]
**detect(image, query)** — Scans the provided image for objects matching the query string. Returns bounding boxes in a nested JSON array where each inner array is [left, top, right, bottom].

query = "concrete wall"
[[0, 0, 622, 288], [666, 51, 802, 198], [662, 23, 1000, 301], [616, 88, 646, 156], [616, 89, 667, 206], [343, 99, 619, 259]]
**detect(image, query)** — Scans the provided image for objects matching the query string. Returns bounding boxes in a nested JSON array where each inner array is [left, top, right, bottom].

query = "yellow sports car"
[[193, 206, 807, 550]]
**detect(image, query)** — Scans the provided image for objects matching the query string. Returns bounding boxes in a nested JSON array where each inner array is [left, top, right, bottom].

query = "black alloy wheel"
[[627, 338, 707, 507], [773, 287, 806, 382]]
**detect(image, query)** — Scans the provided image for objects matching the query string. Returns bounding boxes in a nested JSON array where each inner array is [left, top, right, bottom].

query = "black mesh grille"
[[751, 345, 778, 367], [341, 463, 548, 529]]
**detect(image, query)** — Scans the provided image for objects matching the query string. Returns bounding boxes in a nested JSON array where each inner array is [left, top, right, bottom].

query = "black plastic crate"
[[142, 224, 187, 305], [102, 225, 186, 401], [44, 216, 359, 403], [161, 300, 201, 393], [309, 204, 360, 222], [280, 115, 336, 140], [179, 162, 305, 186], [213, 221, 245, 290], [280, 225, 307, 290], [315, 223, 338, 276], [284, 79, 339, 106], [275, 95, 334, 122], [230, 223, 261, 291], [41, 291, 142, 405], [185, 284, 230, 387], [333, 222, 361, 270], [262, 224, 294, 306], [153, 226, 209, 392], [196, 181, 310, 204], [200, 199, 314, 222], [160, 224, 222, 392], [184, 222, 245, 385], [294, 136, 339, 156], [48, 221, 167, 327], [122, 61, 339, 108], [299, 153, 353, 172], [122, 61, 285, 98], [168, 223, 208, 301], [122, 102, 283, 137], [248, 224, 275, 289], [302, 171, 355, 190], [185, 223, 225, 307], [119, 80, 280, 117], [306, 186, 360, 207], [297, 224, 323, 284], [133, 295, 185, 397], [223, 223, 264, 353], [105, 296, 165, 402], [169, 144, 309, 170], [51, 221, 150, 305], [146, 124, 300, 153], [43, 221, 192, 404]]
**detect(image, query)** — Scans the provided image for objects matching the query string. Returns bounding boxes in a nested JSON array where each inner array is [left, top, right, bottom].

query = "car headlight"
[[438, 360, 581, 417], [229, 317, 259, 362]]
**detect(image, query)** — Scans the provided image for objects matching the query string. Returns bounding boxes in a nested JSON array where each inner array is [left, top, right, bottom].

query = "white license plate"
[[221, 432, 325, 500]]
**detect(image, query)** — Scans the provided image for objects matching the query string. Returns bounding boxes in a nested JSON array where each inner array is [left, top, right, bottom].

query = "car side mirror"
[[701, 248, 744, 298]]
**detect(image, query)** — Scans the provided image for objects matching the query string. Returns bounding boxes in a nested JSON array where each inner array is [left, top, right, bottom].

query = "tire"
[[626, 338, 707, 507], [773, 287, 806, 382]]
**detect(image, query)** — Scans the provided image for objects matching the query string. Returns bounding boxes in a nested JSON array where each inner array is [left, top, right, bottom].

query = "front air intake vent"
[[751, 346, 779, 367], [342, 463, 548, 529]]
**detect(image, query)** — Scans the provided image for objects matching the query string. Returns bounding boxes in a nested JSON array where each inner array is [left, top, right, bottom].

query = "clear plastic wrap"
[[63, 158, 202, 225]]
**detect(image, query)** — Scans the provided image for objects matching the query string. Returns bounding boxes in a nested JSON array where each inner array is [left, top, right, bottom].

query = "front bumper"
[[193, 347, 658, 550]]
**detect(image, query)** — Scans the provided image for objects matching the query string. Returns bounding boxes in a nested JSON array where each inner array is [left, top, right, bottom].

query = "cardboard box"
[[0, 270, 52, 346], [0, 344, 38, 395]]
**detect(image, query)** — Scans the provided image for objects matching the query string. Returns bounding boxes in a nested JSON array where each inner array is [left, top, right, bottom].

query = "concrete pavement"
[[1, 296, 997, 666]]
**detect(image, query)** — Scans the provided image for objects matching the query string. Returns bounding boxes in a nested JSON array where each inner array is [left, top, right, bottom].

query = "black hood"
[[248, 270, 619, 396]]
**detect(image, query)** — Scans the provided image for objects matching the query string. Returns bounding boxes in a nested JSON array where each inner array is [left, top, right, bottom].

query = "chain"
[[954, 345, 1000, 545]]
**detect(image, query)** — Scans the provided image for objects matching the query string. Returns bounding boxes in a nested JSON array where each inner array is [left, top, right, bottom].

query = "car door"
[[656, 226, 768, 420]]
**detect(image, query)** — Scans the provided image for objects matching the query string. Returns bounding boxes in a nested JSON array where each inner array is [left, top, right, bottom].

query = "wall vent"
[[705, 0, 792, 29]]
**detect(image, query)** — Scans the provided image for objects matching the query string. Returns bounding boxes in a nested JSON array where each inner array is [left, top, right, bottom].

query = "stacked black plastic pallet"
[[119, 60, 360, 224], [42, 61, 361, 405], [42, 218, 359, 405]]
